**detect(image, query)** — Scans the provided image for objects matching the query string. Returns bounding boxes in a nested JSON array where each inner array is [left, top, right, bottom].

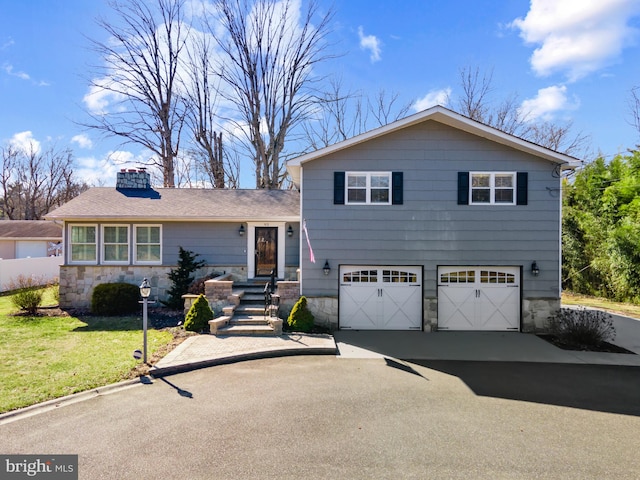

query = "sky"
[[1, 0, 640, 187]]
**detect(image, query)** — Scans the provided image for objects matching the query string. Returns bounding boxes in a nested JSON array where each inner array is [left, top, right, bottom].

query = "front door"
[[255, 227, 278, 276]]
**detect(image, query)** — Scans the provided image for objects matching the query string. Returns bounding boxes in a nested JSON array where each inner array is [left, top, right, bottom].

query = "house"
[[0, 220, 62, 259], [45, 170, 300, 309], [286, 105, 578, 332], [47, 106, 577, 332]]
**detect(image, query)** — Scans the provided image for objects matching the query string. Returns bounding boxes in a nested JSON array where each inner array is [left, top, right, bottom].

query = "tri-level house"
[[47, 106, 578, 332]]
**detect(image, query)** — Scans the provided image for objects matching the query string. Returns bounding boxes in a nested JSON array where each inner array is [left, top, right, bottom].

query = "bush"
[[91, 283, 141, 316], [6, 275, 45, 314], [184, 294, 214, 332], [287, 296, 315, 333], [164, 247, 206, 309], [547, 307, 615, 347]]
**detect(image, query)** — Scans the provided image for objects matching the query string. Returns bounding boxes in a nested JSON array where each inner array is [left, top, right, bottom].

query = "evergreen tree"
[[164, 247, 205, 309]]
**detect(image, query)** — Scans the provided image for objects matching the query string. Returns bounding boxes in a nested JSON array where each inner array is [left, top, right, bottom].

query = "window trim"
[[133, 224, 162, 265], [68, 224, 98, 265], [469, 171, 516, 205], [101, 224, 130, 265], [345, 171, 392, 205]]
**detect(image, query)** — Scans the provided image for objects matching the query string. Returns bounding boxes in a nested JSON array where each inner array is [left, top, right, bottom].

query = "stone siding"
[[522, 298, 560, 332]]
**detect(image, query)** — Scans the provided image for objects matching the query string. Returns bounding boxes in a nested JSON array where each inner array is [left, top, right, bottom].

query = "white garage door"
[[340, 266, 422, 330], [438, 266, 520, 331]]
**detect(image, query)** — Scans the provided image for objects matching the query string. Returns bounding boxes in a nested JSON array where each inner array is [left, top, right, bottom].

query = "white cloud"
[[71, 134, 93, 149], [510, 0, 640, 81], [9, 131, 40, 154], [358, 26, 382, 63], [3, 63, 30, 80], [518, 85, 578, 122], [412, 88, 451, 112]]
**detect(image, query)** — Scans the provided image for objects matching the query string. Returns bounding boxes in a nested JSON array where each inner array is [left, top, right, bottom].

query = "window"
[[70, 225, 97, 263], [470, 172, 515, 205], [102, 225, 129, 263], [135, 225, 161, 264], [346, 172, 391, 204]]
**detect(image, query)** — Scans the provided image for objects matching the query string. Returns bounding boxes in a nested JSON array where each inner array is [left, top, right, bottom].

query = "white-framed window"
[[470, 172, 516, 205], [102, 225, 129, 264], [346, 172, 391, 204], [69, 224, 97, 264], [134, 225, 162, 264]]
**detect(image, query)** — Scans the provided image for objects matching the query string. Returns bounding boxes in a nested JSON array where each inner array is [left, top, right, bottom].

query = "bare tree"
[[208, 0, 334, 189], [84, 0, 189, 187], [455, 66, 590, 157], [302, 78, 413, 150], [183, 31, 227, 188], [0, 145, 87, 220], [628, 86, 640, 137]]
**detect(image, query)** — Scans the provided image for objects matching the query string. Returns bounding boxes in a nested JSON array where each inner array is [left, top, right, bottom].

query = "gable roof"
[[0, 220, 62, 239], [286, 105, 581, 186], [45, 188, 300, 222]]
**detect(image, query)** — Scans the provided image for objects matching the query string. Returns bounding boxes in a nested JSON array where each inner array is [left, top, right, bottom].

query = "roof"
[[45, 188, 300, 222], [0, 220, 62, 239], [286, 105, 581, 186]]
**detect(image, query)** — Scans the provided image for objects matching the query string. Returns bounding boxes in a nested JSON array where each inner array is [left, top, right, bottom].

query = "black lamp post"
[[139, 278, 151, 364]]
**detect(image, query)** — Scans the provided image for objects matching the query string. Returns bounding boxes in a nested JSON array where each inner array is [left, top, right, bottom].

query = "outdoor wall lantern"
[[239, 224, 245, 236], [139, 278, 151, 364], [531, 261, 540, 276], [287, 225, 294, 237], [323, 260, 331, 276]]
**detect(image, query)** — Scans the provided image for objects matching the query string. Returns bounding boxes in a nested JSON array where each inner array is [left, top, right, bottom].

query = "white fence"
[[0, 256, 63, 291]]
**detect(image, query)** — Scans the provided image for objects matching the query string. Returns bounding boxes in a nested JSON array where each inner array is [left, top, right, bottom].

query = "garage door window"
[[440, 270, 475, 284], [384, 269, 418, 283], [481, 270, 516, 284], [342, 269, 378, 283]]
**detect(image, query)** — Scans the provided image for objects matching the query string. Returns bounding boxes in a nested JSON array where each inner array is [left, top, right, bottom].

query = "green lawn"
[[0, 287, 174, 414]]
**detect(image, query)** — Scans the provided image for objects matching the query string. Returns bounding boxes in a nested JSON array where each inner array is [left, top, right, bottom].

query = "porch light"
[[323, 260, 331, 276], [287, 225, 294, 237], [239, 224, 245, 236], [139, 278, 151, 298], [531, 261, 540, 276]]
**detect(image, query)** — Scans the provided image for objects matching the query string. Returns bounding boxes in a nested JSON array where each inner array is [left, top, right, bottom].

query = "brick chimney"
[[116, 169, 151, 189]]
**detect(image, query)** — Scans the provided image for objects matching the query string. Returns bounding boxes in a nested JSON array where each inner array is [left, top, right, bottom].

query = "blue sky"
[[1, 0, 640, 187]]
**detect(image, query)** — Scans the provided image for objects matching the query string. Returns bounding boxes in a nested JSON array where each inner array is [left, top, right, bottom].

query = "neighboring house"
[[286, 106, 578, 332], [45, 170, 300, 309], [0, 220, 62, 259]]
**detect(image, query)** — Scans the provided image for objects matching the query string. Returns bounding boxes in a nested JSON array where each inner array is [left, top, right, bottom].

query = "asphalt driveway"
[[1, 356, 639, 479]]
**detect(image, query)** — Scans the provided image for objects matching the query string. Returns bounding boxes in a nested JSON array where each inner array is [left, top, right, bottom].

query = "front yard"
[[0, 287, 181, 414]]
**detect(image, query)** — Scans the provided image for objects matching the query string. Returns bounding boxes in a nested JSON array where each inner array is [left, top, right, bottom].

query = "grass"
[[562, 291, 640, 319], [0, 286, 175, 414]]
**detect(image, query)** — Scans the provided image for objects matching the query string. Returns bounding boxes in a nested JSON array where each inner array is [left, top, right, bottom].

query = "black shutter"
[[334, 172, 345, 204], [516, 172, 528, 205], [457, 172, 469, 205], [392, 172, 403, 205]]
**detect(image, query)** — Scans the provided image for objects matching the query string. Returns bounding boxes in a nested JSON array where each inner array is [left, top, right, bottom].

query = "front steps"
[[209, 282, 282, 336]]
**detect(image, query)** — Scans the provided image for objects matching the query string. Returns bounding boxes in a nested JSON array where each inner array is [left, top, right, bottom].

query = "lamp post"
[[139, 278, 151, 364]]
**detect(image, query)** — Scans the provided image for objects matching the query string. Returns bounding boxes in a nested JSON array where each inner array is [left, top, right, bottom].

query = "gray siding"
[[300, 121, 561, 299]]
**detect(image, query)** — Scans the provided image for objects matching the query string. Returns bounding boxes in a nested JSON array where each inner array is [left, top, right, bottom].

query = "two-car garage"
[[339, 265, 521, 331]]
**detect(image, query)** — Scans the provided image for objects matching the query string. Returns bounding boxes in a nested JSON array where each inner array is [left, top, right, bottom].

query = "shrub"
[[91, 283, 141, 316], [287, 296, 315, 333], [6, 275, 45, 314], [547, 307, 615, 347], [164, 247, 205, 309], [184, 294, 214, 332]]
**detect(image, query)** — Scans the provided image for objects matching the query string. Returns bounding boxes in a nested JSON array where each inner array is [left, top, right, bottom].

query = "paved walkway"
[[151, 311, 640, 376]]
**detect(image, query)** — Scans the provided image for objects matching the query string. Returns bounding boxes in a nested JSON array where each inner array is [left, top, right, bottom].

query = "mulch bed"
[[537, 334, 636, 354]]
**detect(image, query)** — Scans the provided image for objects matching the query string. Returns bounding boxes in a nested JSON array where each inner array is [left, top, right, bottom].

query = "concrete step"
[[216, 324, 277, 335], [235, 305, 266, 315], [241, 293, 265, 303], [230, 315, 271, 325]]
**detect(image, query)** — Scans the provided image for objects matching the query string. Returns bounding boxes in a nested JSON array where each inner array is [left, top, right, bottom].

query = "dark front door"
[[255, 227, 277, 277]]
